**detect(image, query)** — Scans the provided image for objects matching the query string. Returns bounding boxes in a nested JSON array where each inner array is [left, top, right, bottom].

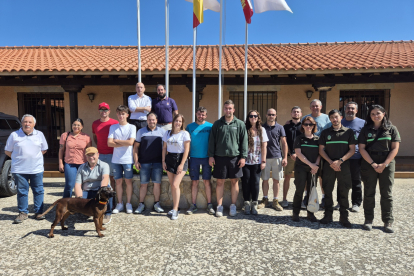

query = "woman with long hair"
[[359, 105, 400, 233], [162, 114, 191, 220], [292, 116, 320, 222], [59, 118, 92, 198], [242, 110, 268, 215]]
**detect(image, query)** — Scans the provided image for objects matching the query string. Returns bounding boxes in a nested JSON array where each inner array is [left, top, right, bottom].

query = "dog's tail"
[[40, 199, 60, 216]]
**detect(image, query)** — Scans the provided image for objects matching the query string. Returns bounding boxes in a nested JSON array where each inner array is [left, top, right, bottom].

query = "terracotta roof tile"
[[0, 41, 413, 74]]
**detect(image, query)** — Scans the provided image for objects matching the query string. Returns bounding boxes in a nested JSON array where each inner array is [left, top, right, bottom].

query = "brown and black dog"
[[40, 186, 116, 238]]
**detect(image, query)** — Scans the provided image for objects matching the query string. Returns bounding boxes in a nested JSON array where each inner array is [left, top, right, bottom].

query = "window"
[[229, 91, 277, 121], [7, 120, 21, 130], [339, 90, 390, 120], [0, 119, 9, 130]]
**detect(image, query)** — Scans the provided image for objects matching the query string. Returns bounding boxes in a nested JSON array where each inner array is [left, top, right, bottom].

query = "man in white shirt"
[[128, 82, 152, 131], [5, 114, 48, 223], [108, 105, 137, 214]]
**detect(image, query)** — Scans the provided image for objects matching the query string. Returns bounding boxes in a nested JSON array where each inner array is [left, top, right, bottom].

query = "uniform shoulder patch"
[[327, 135, 331, 140]]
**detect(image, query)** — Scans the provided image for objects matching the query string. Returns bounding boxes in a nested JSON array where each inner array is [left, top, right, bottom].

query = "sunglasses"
[[99, 109, 109, 112], [249, 115, 258, 118], [303, 123, 315, 127], [267, 114, 276, 116]]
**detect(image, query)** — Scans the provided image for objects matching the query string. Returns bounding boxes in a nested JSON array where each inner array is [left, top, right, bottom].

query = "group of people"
[[5, 82, 400, 233]]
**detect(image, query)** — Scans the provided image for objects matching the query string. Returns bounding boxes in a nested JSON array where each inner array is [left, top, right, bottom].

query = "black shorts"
[[213, 156, 243, 179], [130, 119, 147, 131], [165, 153, 188, 175]]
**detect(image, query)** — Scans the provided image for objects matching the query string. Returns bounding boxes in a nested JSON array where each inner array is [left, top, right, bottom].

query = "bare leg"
[[139, 183, 148, 203], [191, 180, 199, 204], [319, 177, 324, 194], [153, 183, 161, 202], [273, 179, 280, 198], [283, 176, 291, 201], [203, 179, 212, 203], [125, 179, 133, 204], [115, 178, 123, 203], [172, 171, 186, 210], [262, 180, 269, 197], [230, 178, 239, 204], [216, 179, 225, 206]]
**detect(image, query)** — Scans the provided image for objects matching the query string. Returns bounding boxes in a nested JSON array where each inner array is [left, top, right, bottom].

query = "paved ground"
[[0, 178, 413, 276]]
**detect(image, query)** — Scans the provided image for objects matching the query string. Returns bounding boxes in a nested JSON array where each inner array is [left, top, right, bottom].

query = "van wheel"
[[0, 160, 17, 197]]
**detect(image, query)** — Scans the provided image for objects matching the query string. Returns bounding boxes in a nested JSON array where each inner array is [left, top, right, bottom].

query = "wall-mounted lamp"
[[198, 93, 203, 101], [87, 93, 95, 102], [305, 90, 314, 100]]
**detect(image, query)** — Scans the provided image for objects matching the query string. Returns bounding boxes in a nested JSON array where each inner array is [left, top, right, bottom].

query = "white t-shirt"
[[108, 123, 137, 164], [5, 128, 48, 174], [162, 130, 191, 153], [128, 93, 152, 120], [246, 127, 269, 165]]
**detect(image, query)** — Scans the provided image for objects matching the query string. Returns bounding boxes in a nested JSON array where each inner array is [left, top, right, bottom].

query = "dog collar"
[[99, 201, 107, 205]]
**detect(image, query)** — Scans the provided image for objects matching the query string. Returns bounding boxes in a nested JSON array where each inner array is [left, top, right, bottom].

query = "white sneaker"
[[126, 203, 133, 214], [153, 202, 164, 213], [134, 203, 145, 214], [229, 204, 237, 217], [167, 209, 174, 216], [112, 203, 124, 214], [171, 210, 179, 220], [351, 204, 360, 212], [334, 203, 340, 210], [216, 205, 223, 217], [281, 200, 289, 208]]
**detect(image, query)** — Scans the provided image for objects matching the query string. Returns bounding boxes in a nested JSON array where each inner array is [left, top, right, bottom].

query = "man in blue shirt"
[[336, 101, 365, 212], [151, 84, 178, 131], [185, 107, 215, 215], [133, 112, 166, 214]]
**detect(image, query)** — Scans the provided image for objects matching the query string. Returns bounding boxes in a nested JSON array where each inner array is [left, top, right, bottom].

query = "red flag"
[[240, 0, 253, 24]]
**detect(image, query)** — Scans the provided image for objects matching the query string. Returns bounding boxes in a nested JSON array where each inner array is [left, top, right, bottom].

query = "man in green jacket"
[[208, 100, 248, 217]]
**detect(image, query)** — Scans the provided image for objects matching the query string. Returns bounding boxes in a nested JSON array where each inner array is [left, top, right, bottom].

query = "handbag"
[[307, 174, 319, 213]]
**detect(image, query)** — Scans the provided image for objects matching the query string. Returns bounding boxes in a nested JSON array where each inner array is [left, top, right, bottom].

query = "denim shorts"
[[189, 157, 212, 181], [99, 154, 114, 176], [113, 163, 134, 180], [140, 163, 163, 184]]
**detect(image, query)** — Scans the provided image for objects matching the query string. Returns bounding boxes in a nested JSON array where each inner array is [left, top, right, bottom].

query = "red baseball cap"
[[98, 102, 110, 110]]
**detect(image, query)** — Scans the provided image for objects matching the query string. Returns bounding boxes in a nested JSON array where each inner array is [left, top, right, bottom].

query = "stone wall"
[[118, 175, 244, 210]]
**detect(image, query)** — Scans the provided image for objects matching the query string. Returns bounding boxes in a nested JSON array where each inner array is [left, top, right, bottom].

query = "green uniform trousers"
[[292, 165, 314, 215], [361, 157, 395, 223], [322, 160, 351, 217]]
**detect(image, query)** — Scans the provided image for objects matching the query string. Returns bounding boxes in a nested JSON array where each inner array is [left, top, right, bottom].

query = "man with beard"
[[281, 106, 302, 208], [208, 100, 248, 217], [152, 84, 178, 131], [333, 101, 365, 212], [319, 109, 356, 227], [186, 107, 215, 215]]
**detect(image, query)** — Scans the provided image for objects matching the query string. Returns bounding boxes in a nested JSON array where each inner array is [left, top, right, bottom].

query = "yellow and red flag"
[[186, 0, 220, 28], [240, 0, 253, 24]]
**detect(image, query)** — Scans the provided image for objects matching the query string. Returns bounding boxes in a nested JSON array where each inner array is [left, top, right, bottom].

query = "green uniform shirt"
[[208, 116, 248, 158], [293, 134, 320, 168], [319, 125, 356, 160], [358, 125, 401, 152]]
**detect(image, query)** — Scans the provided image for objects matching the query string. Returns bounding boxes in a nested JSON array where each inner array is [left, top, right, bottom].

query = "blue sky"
[[0, 0, 412, 47]]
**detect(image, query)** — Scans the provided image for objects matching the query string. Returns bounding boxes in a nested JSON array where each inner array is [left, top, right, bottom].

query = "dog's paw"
[[48, 234, 54, 238], [98, 234, 105, 238], [62, 226, 68, 230], [101, 227, 106, 231]]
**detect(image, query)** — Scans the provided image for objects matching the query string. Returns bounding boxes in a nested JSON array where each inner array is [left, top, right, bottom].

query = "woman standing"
[[359, 105, 400, 233], [292, 116, 320, 222], [59, 118, 92, 198], [242, 110, 268, 215], [162, 114, 191, 220]]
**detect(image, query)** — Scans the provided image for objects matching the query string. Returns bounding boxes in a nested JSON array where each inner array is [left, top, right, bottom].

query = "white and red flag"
[[253, 0, 293, 13], [240, 0, 254, 24]]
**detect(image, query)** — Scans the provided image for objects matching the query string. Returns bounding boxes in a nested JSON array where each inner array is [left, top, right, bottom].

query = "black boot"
[[320, 213, 333, 224], [307, 211, 318, 223], [339, 216, 352, 228], [292, 213, 300, 222]]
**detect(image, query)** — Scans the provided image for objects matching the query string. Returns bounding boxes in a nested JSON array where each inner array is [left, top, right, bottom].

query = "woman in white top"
[[162, 114, 191, 220], [242, 110, 268, 215]]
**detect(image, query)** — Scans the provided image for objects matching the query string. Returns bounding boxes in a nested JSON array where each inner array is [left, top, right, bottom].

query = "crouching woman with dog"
[[73, 147, 114, 224]]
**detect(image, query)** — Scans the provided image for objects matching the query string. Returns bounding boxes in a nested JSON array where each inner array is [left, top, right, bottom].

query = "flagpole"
[[165, 0, 170, 97], [218, 0, 223, 119], [137, 0, 141, 82], [192, 27, 197, 122], [244, 22, 248, 120]]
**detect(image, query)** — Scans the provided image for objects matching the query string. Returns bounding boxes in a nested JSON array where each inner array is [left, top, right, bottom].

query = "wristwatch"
[[339, 158, 344, 163]]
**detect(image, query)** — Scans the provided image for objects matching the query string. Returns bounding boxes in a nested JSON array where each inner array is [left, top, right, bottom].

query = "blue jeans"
[[13, 172, 44, 214], [189, 158, 212, 181], [63, 163, 82, 198], [82, 190, 113, 215], [113, 163, 134, 180], [140, 163, 163, 184]]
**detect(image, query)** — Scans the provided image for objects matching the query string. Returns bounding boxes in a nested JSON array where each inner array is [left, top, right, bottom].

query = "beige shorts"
[[261, 158, 283, 181], [284, 157, 296, 177]]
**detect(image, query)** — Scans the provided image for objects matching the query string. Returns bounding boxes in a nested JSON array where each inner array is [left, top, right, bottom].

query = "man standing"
[[259, 108, 288, 211], [319, 109, 356, 228], [108, 105, 136, 214], [5, 114, 48, 223], [92, 102, 118, 224], [74, 147, 113, 219], [186, 107, 214, 215], [151, 84, 178, 130], [281, 106, 302, 208], [335, 101, 365, 212], [301, 99, 332, 208], [128, 82, 152, 131], [133, 112, 166, 214], [208, 100, 247, 217]]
